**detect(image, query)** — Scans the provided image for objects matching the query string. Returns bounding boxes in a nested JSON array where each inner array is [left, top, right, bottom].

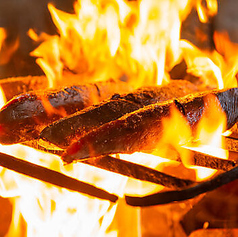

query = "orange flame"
[[0, 27, 19, 65], [196, 0, 217, 23], [194, 94, 226, 148], [179, 28, 238, 90], [0, 89, 125, 235], [213, 31, 238, 88], [157, 95, 227, 181], [180, 40, 224, 89], [158, 104, 193, 166], [188, 94, 227, 180], [0, 28, 7, 52], [29, 0, 238, 91], [3, 0, 238, 235], [0, 143, 127, 236], [39, 95, 67, 118], [29, 0, 196, 87], [28, 29, 63, 88]]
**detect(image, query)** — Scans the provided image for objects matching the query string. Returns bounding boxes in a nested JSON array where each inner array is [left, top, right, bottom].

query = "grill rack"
[[1, 141, 238, 207]]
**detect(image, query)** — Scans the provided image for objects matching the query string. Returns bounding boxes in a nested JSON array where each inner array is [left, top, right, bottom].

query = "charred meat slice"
[[0, 79, 131, 144], [40, 80, 198, 149], [62, 88, 238, 164]]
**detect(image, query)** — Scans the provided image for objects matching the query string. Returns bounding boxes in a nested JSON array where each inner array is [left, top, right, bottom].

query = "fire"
[[29, 0, 194, 87], [120, 152, 178, 196], [0, 145, 127, 236], [213, 31, 238, 88], [0, 28, 7, 53], [188, 94, 227, 180], [1, 0, 238, 236], [157, 93, 228, 181], [180, 40, 224, 89], [28, 0, 238, 91], [190, 94, 227, 180], [194, 94, 226, 149], [0, 90, 125, 236], [29, 0, 238, 91], [158, 104, 193, 165], [196, 0, 217, 23], [28, 30, 63, 88], [0, 27, 19, 66]]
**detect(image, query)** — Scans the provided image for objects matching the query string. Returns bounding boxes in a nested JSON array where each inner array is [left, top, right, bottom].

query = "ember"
[[0, 0, 238, 236]]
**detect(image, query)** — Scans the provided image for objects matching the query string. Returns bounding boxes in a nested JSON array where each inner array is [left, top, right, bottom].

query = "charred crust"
[[174, 99, 186, 115], [94, 83, 101, 99], [111, 93, 121, 99]]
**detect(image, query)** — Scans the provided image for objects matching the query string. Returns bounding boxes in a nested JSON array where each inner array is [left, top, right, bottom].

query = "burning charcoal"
[[0, 79, 131, 144], [40, 80, 199, 149], [62, 88, 238, 163]]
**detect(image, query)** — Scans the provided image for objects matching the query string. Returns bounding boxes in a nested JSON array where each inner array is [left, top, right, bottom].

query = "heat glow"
[[1, 0, 238, 236]]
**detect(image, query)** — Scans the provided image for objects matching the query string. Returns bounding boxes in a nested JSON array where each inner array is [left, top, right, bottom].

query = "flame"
[[2, 0, 238, 235], [0, 87, 126, 236], [157, 104, 193, 166], [0, 28, 7, 52], [189, 94, 227, 180], [196, 0, 217, 23], [183, 96, 226, 177], [213, 31, 238, 88], [0, 86, 7, 109], [180, 30, 238, 90], [180, 40, 224, 89], [29, 0, 238, 91], [0, 144, 127, 236], [28, 30, 63, 88], [120, 152, 177, 196], [194, 94, 226, 148], [157, 95, 227, 181], [39, 95, 67, 117], [0, 27, 19, 66], [29, 0, 195, 87]]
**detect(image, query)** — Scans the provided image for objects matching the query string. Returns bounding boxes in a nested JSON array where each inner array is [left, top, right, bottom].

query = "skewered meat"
[[62, 87, 238, 164], [40, 80, 198, 149], [0, 79, 131, 144]]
